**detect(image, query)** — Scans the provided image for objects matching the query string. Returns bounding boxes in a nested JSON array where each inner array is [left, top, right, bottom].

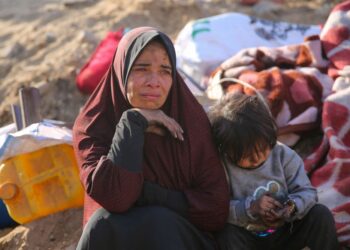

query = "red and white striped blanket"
[[320, 1, 350, 80], [308, 1, 350, 246], [304, 69, 350, 246], [207, 0, 350, 246], [207, 36, 333, 146]]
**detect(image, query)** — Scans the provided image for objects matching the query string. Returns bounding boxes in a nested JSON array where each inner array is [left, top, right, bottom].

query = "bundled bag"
[[76, 28, 125, 94], [175, 12, 320, 89]]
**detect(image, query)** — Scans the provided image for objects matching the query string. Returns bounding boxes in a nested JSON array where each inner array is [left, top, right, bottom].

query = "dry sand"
[[0, 0, 343, 249]]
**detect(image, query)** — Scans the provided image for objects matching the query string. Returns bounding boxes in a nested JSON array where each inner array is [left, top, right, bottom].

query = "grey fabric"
[[224, 142, 317, 228]]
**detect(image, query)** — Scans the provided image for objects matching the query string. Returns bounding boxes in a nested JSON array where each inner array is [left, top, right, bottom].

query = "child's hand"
[[263, 199, 297, 222], [261, 205, 286, 229], [280, 199, 297, 219], [250, 194, 283, 219]]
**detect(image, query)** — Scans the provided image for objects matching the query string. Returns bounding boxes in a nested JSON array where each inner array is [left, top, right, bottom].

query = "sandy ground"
[[0, 0, 343, 249]]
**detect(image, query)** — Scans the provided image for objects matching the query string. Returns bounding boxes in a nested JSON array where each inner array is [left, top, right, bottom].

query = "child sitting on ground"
[[208, 92, 339, 250]]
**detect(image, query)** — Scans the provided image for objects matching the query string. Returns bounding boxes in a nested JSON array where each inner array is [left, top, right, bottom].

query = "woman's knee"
[[83, 208, 111, 231], [140, 206, 182, 229], [92, 206, 180, 231], [77, 208, 115, 250]]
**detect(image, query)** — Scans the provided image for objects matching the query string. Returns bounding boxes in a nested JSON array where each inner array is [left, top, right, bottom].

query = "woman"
[[73, 27, 230, 249]]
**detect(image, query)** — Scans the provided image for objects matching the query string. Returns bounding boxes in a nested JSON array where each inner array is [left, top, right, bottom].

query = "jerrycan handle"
[[0, 183, 18, 200], [19, 87, 42, 128]]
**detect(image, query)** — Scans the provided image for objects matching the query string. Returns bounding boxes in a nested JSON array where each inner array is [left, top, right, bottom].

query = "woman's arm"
[[135, 142, 230, 231], [78, 110, 148, 212], [136, 181, 188, 217], [184, 153, 230, 232], [78, 109, 185, 213]]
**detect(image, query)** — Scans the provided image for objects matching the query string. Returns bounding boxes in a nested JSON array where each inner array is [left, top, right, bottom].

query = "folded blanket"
[[304, 68, 350, 247], [207, 36, 333, 146], [320, 0, 350, 79], [175, 12, 320, 89]]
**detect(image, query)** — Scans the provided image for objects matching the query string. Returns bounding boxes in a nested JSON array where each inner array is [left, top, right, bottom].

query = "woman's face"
[[126, 41, 173, 109]]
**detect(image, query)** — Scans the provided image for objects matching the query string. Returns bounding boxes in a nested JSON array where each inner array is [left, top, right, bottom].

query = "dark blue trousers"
[[76, 206, 216, 250]]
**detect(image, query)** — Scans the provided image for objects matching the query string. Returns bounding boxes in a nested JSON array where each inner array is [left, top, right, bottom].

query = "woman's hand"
[[134, 109, 184, 141]]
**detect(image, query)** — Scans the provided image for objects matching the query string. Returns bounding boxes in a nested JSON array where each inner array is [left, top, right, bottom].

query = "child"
[[208, 92, 339, 250]]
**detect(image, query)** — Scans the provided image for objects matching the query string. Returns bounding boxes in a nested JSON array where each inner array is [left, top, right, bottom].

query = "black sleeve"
[[137, 181, 189, 217], [107, 110, 148, 172]]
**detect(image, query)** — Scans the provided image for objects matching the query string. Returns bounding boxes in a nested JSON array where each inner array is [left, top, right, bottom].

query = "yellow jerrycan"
[[0, 144, 84, 224]]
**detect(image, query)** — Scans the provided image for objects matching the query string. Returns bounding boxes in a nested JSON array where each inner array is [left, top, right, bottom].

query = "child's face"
[[237, 148, 271, 169]]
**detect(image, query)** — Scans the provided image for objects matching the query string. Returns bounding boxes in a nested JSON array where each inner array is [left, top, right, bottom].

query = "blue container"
[[0, 199, 17, 228]]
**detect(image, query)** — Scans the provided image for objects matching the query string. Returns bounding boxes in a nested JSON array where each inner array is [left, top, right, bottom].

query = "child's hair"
[[208, 92, 277, 164]]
